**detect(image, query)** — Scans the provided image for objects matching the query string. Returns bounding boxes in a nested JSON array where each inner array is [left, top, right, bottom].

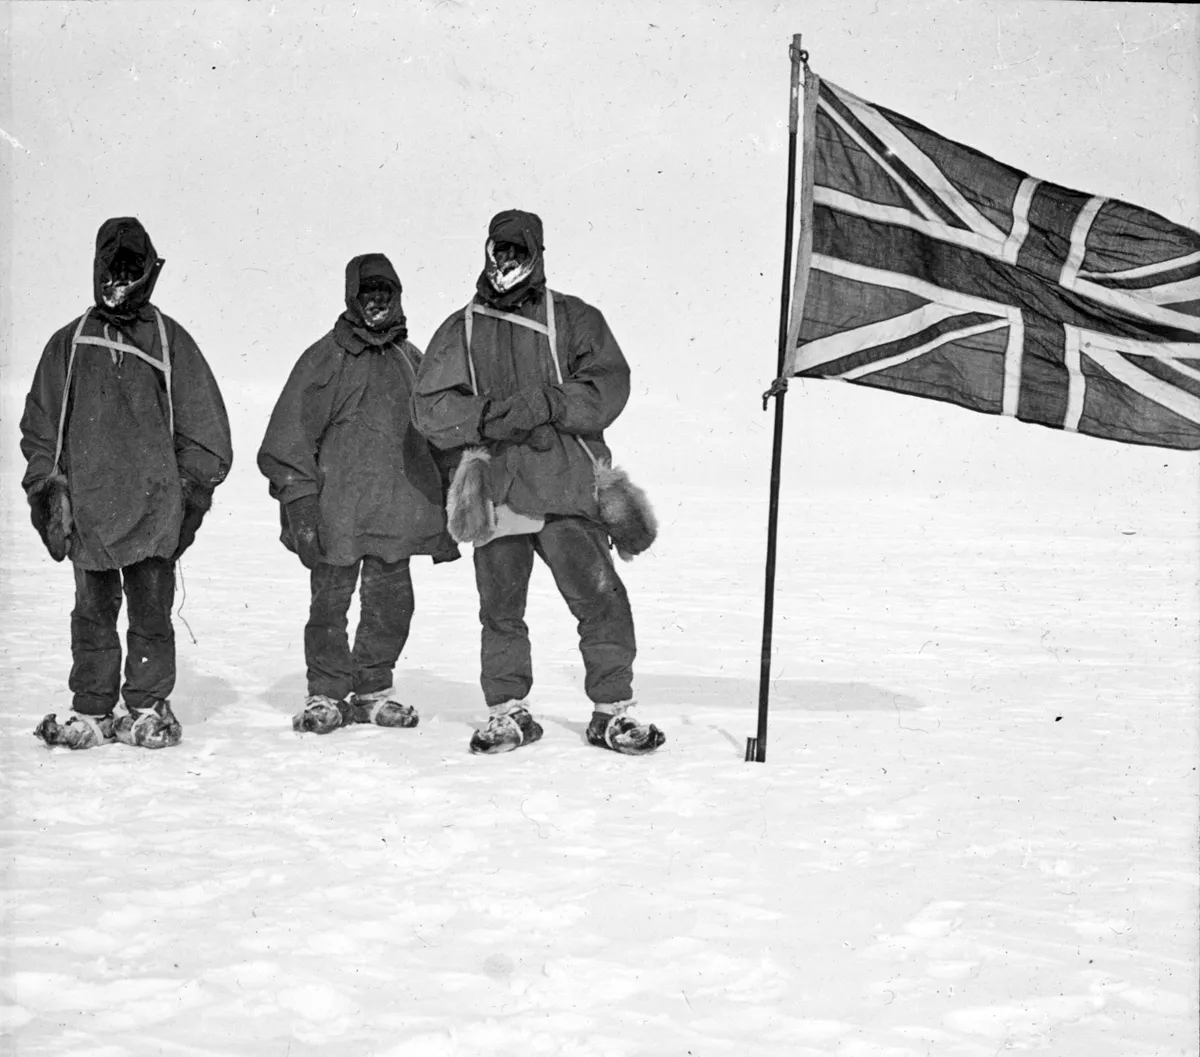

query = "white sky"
[[1, 0, 1198, 497]]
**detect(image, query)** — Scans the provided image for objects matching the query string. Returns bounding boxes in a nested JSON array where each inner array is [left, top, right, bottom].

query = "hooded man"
[[412, 209, 664, 756], [258, 253, 459, 735], [21, 217, 233, 751]]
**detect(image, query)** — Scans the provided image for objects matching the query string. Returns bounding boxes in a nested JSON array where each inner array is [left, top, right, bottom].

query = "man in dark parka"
[[258, 253, 458, 735], [412, 209, 664, 755], [21, 217, 232, 750]]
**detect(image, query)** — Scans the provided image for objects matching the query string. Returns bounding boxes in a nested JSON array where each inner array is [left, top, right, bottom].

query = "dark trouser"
[[473, 515, 635, 708], [70, 558, 176, 716], [306, 557, 414, 700]]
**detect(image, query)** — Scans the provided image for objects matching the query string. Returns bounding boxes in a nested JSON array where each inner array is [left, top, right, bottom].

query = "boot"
[[113, 700, 183, 749], [33, 711, 115, 750], [351, 687, 419, 728], [586, 702, 664, 755], [292, 694, 356, 734], [469, 700, 543, 754]]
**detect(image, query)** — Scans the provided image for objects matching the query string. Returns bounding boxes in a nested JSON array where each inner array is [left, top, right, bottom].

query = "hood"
[[475, 209, 547, 310], [335, 253, 408, 350], [92, 217, 165, 323]]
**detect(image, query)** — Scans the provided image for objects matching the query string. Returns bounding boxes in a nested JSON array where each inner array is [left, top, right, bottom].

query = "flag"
[[783, 71, 1200, 451]]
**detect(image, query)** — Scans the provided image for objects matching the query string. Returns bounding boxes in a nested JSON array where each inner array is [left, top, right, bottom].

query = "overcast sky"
[[2, 0, 1197, 498]]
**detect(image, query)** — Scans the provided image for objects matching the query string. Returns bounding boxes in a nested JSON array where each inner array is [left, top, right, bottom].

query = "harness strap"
[[464, 305, 478, 393], [53, 307, 175, 473], [154, 309, 174, 438], [74, 336, 165, 372], [463, 291, 599, 467], [387, 340, 420, 387], [470, 301, 551, 336], [53, 310, 91, 472], [541, 290, 598, 469]]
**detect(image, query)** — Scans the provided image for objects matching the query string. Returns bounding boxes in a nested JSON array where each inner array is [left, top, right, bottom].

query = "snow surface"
[[1, 420, 1197, 1055]]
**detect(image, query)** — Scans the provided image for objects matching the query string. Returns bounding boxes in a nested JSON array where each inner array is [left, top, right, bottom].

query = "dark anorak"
[[413, 213, 631, 521], [257, 254, 452, 565], [20, 219, 232, 571]]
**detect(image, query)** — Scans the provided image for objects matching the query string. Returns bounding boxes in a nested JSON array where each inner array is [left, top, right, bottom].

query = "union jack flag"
[[783, 71, 1200, 450]]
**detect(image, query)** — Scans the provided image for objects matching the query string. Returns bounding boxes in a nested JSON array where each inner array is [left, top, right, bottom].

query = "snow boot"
[[352, 687, 419, 728], [112, 700, 182, 750], [586, 702, 665, 756], [469, 700, 543, 754], [33, 711, 116, 750], [292, 694, 356, 735]]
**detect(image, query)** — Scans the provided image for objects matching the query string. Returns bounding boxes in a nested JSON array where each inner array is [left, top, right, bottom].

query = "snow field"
[[1, 462, 1197, 1055]]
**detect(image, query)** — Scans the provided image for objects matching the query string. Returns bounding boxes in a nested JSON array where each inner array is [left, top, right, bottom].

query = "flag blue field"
[[784, 75, 1200, 450]]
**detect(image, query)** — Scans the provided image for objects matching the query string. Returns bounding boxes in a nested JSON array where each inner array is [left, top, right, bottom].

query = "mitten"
[[481, 386, 560, 442], [172, 477, 213, 561], [431, 532, 462, 565], [285, 494, 325, 569], [525, 424, 556, 452], [27, 475, 72, 562]]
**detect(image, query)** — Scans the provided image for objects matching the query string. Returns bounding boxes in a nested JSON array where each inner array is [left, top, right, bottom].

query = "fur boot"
[[594, 463, 657, 561], [586, 702, 665, 755], [28, 473, 73, 562], [112, 700, 183, 749], [446, 448, 496, 546], [469, 700, 544, 754], [293, 694, 356, 735], [34, 711, 115, 750], [352, 687, 419, 728]]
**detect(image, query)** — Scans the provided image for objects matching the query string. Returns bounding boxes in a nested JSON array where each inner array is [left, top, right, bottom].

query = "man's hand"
[[27, 476, 71, 562], [285, 495, 325, 569], [481, 386, 560, 443], [172, 477, 213, 562]]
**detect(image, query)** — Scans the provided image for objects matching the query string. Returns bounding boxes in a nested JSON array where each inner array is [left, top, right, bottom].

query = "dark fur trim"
[[446, 448, 496, 545], [595, 463, 657, 561], [29, 473, 73, 562]]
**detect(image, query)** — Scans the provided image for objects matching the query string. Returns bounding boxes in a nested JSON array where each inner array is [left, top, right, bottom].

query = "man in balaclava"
[[413, 209, 665, 756], [258, 253, 459, 735], [21, 217, 233, 750]]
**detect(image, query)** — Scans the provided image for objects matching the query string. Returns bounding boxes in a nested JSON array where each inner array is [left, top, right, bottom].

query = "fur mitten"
[[27, 473, 72, 562], [446, 448, 496, 546], [594, 463, 657, 561]]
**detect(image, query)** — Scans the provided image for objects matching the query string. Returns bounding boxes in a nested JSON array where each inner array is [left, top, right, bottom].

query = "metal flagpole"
[[746, 34, 807, 764]]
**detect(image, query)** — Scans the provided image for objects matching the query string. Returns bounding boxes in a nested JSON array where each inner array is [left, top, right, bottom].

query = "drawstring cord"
[[174, 560, 198, 645], [103, 323, 126, 366]]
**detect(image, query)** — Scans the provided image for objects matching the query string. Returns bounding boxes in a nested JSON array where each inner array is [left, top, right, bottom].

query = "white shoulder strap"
[[53, 309, 91, 472], [543, 294, 599, 469], [53, 308, 176, 472], [462, 291, 600, 468], [153, 309, 174, 438]]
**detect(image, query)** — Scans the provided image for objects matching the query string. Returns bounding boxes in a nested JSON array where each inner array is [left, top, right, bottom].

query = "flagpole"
[[746, 34, 806, 764]]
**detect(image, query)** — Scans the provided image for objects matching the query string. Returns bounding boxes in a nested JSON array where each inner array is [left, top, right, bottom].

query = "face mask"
[[486, 239, 534, 292], [358, 282, 395, 327], [100, 254, 145, 308], [101, 281, 136, 308]]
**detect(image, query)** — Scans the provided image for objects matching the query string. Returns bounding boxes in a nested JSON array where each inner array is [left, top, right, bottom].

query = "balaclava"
[[335, 253, 408, 351], [475, 209, 546, 311], [92, 217, 164, 324]]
